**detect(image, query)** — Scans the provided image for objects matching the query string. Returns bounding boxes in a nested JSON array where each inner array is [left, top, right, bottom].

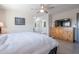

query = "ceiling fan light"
[[41, 6, 44, 8], [40, 9, 44, 13]]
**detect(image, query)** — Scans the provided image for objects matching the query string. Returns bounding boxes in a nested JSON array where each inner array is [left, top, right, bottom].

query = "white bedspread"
[[0, 32, 58, 54]]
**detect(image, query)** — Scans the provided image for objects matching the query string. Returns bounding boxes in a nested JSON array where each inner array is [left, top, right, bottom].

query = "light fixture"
[[41, 5, 44, 8], [0, 22, 4, 33], [0, 22, 4, 27], [39, 4, 48, 13], [40, 4, 45, 13], [40, 9, 44, 13]]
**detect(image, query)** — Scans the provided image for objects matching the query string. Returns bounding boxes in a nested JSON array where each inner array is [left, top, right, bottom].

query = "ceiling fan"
[[39, 4, 48, 13], [32, 4, 54, 14]]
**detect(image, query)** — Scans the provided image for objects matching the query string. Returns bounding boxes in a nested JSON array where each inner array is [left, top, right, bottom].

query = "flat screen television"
[[55, 18, 71, 27]]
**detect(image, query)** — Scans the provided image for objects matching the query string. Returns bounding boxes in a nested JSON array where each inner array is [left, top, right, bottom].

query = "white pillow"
[[0, 34, 8, 46]]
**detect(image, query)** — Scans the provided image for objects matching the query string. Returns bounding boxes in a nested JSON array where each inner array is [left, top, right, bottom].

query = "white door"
[[34, 18, 42, 33], [41, 20, 48, 34], [33, 14, 49, 35]]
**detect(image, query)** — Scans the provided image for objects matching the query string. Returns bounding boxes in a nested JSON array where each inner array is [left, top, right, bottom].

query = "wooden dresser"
[[50, 27, 73, 42]]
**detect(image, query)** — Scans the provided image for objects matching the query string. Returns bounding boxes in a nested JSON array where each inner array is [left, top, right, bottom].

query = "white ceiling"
[[48, 4, 79, 15], [0, 4, 79, 15]]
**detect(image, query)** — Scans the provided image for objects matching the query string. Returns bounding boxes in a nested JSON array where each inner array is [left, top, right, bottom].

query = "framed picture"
[[15, 17, 25, 25]]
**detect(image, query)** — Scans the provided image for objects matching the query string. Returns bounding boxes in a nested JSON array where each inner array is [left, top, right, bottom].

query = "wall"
[[52, 8, 79, 27], [5, 9, 34, 33], [0, 8, 34, 33], [0, 10, 7, 33], [0, 10, 6, 26]]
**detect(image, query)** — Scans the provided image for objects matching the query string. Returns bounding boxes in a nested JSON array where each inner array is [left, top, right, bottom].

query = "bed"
[[0, 32, 58, 54]]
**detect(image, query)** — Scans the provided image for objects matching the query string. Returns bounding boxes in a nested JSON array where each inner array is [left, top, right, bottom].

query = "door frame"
[[75, 13, 79, 42]]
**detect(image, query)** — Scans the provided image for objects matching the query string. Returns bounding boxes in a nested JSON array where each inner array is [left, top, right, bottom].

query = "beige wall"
[[5, 10, 34, 33], [0, 10, 6, 26], [0, 9, 34, 33]]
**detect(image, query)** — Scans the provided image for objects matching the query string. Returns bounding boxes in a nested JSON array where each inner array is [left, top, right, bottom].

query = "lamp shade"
[[0, 22, 4, 27]]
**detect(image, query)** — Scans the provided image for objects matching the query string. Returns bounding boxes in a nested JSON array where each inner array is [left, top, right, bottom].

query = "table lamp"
[[0, 22, 4, 33]]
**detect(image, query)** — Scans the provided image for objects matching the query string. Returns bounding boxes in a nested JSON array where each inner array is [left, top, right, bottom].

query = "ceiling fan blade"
[[48, 6, 54, 9]]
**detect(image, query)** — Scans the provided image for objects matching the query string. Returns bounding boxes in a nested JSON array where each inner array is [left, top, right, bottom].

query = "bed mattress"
[[0, 32, 58, 54]]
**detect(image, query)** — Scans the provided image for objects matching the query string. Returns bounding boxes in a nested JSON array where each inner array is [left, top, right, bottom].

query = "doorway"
[[33, 14, 49, 35]]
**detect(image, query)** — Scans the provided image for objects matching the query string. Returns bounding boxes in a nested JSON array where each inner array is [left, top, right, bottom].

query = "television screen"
[[55, 18, 71, 27]]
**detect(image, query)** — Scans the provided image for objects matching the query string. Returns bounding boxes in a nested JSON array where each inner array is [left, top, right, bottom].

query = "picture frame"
[[15, 17, 25, 25]]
